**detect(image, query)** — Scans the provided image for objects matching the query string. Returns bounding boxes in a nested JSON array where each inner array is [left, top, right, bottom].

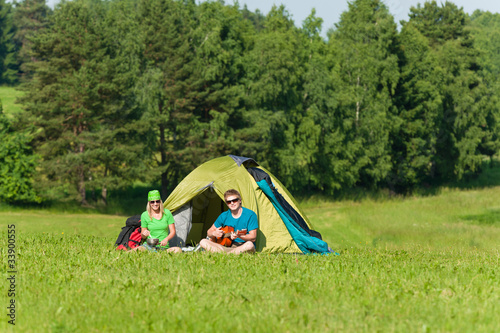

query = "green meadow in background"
[[0, 86, 23, 116]]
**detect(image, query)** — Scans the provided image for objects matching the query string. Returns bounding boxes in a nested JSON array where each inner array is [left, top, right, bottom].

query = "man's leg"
[[228, 241, 255, 254], [199, 238, 231, 253]]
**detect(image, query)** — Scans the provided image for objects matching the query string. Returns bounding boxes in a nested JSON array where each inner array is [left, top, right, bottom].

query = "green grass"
[[0, 86, 24, 116], [308, 186, 500, 251], [0, 185, 499, 332]]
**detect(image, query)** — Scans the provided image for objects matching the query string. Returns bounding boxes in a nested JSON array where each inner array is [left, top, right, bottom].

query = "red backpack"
[[115, 215, 143, 250]]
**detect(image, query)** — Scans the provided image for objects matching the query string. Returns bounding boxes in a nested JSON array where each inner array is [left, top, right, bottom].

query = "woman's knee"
[[168, 246, 182, 253]]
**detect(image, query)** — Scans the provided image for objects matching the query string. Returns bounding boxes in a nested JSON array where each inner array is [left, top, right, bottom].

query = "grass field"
[[0, 86, 23, 116], [1, 184, 499, 332]]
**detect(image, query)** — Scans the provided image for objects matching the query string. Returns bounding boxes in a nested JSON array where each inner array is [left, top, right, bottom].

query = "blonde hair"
[[224, 189, 241, 201], [146, 200, 164, 220]]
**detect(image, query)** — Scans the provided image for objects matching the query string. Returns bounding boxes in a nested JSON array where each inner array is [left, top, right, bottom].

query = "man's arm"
[[237, 229, 257, 242], [234, 209, 258, 242], [207, 224, 224, 239]]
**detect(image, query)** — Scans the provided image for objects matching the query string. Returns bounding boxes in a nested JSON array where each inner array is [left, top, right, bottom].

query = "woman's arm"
[[160, 224, 176, 247], [141, 227, 150, 238]]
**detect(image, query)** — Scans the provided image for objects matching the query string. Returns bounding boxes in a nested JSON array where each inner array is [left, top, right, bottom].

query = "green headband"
[[148, 190, 161, 202]]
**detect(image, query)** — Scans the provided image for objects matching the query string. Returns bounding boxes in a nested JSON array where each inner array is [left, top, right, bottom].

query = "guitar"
[[212, 226, 247, 247], [216, 226, 234, 247]]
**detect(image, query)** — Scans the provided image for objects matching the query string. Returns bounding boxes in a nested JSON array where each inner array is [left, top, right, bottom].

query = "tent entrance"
[[171, 186, 227, 247]]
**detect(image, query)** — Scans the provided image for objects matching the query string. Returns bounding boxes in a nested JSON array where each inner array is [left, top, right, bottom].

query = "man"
[[199, 189, 258, 254]]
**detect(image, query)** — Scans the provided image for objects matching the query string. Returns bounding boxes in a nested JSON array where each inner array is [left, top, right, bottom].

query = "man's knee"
[[200, 238, 214, 250], [244, 241, 256, 252], [231, 241, 255, 254]]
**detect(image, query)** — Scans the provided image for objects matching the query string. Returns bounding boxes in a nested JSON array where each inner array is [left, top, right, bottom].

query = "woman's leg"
[[130, 245, 146, 252], [166, 246, 182, 253]]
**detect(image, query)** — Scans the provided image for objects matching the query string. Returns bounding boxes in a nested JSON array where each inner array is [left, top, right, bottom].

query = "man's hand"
[[212, 227, 224, 238]]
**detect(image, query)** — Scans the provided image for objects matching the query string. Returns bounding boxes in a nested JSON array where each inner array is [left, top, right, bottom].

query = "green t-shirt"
[[140, 209, 175, 249]]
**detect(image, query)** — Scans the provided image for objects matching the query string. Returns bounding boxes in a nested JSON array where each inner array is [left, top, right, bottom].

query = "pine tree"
[[329, 0, 400, 188], [0, 0, 18, 84], [242, 5, 307, 188], [469, 10, 500, 164], [12, 0, 51, 81], [0, 102, 39, 203], [293, 9, 331, 192], [391, 23, 441, 190], [134, 0, 199, 195], [184, 0, 250, 161], [407, 1, 489, 179], [135, 0, 252, 194], [18, 0, 146, 204]]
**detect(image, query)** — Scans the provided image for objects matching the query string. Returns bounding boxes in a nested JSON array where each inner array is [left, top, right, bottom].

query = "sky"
[[225, 0, 500, 37], [46, 0, 500, 37]]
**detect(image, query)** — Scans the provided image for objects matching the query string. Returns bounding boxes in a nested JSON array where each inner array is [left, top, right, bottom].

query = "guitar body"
[[216, 226, 234, 247]]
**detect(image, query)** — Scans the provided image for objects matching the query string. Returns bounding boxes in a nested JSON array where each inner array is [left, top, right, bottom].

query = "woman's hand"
[[160, 238, 169, 247], [141, 228, 150, 238]]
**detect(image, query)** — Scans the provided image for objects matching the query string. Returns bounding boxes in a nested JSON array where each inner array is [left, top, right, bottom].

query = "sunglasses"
[[149, 200, 161, 204], [225, 198, 240, 204]]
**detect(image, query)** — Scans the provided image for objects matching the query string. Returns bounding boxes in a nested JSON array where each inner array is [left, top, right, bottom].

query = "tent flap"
[[229, 154, 259, 167], [248, 167, 323, 240], [256, 179, 331, 254]]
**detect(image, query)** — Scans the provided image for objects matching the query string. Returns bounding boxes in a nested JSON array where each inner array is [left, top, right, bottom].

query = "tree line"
[[1, 0, 500, 205]]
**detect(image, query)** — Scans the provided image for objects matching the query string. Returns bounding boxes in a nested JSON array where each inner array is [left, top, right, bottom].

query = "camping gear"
[[165, 155, 333, 254], [146, 238, 159, 247], [115, 215, 143, 250]]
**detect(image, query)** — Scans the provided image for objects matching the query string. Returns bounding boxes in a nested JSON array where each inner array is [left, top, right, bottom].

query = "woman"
[[134, 190, 181, 253]]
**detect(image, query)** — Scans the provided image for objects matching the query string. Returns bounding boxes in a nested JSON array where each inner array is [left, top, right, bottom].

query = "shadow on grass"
[[445, 158, 500, 190], [460, 209, 500, 226]]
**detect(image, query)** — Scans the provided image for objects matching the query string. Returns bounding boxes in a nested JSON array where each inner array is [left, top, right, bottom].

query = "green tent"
[[165, 155, 330, 254]]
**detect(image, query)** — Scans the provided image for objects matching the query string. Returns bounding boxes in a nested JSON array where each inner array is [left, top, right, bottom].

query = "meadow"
[[0, 183, 499, 332], [0, 86, 23, 116]]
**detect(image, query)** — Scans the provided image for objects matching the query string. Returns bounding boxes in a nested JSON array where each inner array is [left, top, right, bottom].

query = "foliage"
[[133, 0, 256, 195], [469, 10, 500, 161], [18, 0, 147, 204], [0, 0, 499, 202], [243, 5, 308, 189], [327, 0, 400, 190], [0, 0, 17, 84], [0, 102, 39, 203], [11, 0, 51, 81], [392, 18, 441, 190], [405, 1, 491, 180]]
